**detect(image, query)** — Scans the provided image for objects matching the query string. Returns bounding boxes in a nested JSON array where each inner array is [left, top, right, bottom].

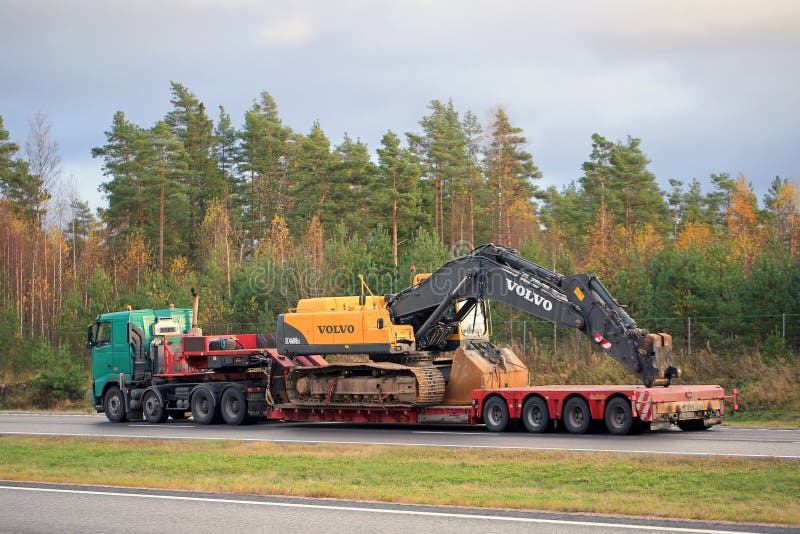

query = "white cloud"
[[255, 15, 316, 45]]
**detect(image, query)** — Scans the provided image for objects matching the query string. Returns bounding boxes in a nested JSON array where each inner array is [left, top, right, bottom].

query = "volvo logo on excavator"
[[505, 278, 553, 311], [317, 324, 356, 334]]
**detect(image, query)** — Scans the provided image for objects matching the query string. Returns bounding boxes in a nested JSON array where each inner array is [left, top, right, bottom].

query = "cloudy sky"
[[1, 1, 798, 210]]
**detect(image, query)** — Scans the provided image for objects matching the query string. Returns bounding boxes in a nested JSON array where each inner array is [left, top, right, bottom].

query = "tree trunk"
[[468, 189, 475, 246], [392, 172, 398, 268], [159, 167, 165, 273]]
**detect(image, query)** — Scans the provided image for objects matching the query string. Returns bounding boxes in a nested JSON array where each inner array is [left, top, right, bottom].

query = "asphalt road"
[[1, 481, 793, 534], [1, 412, 798, 458]]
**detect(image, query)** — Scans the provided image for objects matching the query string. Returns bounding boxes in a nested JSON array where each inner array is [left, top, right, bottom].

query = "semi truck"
[[89, 244, 735, 434]]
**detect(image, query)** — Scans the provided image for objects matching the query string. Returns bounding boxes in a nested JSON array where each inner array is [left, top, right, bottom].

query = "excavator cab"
[[456, 299, 490, 339]]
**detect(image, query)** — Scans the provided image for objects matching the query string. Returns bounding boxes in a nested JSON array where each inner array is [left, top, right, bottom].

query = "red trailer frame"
[[265, 384, 735, 433]]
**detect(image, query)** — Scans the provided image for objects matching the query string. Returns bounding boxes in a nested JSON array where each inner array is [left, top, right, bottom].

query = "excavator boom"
[[386, 244, 679, 387], [277, 243, 680, 391]]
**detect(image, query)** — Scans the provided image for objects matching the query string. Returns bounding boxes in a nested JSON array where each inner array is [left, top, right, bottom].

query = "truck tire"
[[521, 396, 549, 433], [191, 387, 219, 425], [604, 397, 633, 435], [103, 385, 127, 423], [483, 396, 509, 432], [563, 397, 591, 434], [142, 389, 168, 424], [221, 387, 247, 426]]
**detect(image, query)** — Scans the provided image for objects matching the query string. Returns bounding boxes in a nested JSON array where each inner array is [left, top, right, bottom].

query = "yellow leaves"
[[770, 179, 800, 257], [117, 232, 151, 288], [631, 223, 664, 257], [258, 214, 294, 262], [676, 221, 713, 252], [507, 198, 538, 249], [303, 215, 324, 267], [726, 174, 761, 270], [169, 256, 189, 279]]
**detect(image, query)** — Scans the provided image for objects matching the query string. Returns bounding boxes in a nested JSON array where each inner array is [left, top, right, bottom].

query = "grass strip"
[[0, 435, 798, 525], [723, 410, 800, 428]]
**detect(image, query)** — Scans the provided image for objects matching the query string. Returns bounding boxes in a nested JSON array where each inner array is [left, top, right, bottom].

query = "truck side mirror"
[[86, 324, 95, 349], [377, 318, 384, 329]]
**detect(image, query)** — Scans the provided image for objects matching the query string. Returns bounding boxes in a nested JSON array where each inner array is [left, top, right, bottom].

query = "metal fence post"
[[522, 321, 527, 355], [783, 313, 786, 340]]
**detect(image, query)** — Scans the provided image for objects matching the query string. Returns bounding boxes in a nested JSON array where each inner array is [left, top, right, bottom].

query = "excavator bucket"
[[644, 333, 681, 387], [443, 342, 530, 405]]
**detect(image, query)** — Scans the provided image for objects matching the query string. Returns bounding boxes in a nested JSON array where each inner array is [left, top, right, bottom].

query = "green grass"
[[723, 409, 800, 428], [1, 435, 798, 525]]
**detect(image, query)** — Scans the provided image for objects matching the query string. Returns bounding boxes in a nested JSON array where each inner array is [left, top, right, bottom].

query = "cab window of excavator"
[[458, 300, 488, 338]]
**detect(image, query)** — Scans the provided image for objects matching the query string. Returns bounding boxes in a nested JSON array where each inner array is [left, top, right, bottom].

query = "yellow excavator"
[[276, 244, 680, 408]]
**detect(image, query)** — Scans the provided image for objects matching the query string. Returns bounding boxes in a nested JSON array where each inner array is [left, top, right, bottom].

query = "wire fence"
[[13, 313, 800, 360], [490, 313, 800, 358]]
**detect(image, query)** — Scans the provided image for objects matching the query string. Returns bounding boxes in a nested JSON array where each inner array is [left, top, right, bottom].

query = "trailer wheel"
[[142, 389, 168, 424], [677, 420, 711, 431], [483, 396, 509, 432], [521, 397, 549, 433], [221, 387, 247, 426], [604, 397, 633, 435], [191, 387, 219, 425], [563, 397, 591, 434], [103, 385, 127, 423]]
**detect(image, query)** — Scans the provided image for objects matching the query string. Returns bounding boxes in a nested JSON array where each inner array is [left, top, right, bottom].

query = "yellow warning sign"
[[574, 286, 585, 301]]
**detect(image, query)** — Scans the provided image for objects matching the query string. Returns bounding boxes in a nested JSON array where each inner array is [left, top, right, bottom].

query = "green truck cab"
[[88, 308, 192, 417]]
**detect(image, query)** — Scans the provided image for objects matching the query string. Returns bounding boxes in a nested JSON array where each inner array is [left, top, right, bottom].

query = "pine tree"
[[0, 115, 36, 220], [407, 99, 469, 248], [325, 134, 376, 232], [484, 106, 541, 247], [145, 120, 189, 271], [461, 111, 484, 246], [65, 197, 93, 275], [214, 105, 240, 211], [580, 134, 668, 253], [165, 82, 218, 257], [93, 111, 150, 251], [704, 172, 736, 226], [375, 130, 424, 268], [763, 177, 800, 257], [287, 122, 332, 236], [238, 92, 291, 248]]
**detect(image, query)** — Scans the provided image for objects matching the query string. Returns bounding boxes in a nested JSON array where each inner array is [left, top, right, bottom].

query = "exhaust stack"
[[189, 287, 202, 336]]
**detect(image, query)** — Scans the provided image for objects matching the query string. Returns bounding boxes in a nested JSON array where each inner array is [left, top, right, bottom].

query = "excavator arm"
[[387, 244, 680, 387]]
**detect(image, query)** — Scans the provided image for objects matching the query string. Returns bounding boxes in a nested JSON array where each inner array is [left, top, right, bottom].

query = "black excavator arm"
[[386, 244, 680, 387]]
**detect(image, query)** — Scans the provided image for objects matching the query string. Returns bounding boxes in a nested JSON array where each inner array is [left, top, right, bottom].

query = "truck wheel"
[[221, 387, 247, 426], [483, 396, 509, 432], [103, 385, 127, 423], [677, 420, 711, 431], [142, 389, 168, 424], [521, 396, 549, 433], [604, 397, 633, 435], [191, 387, 219, 425], [563, 397, 591, 434]]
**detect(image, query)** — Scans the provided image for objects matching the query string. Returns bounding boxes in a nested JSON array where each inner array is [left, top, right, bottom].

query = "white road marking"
[[0, 484, 757, 533], [130, 423, 194, 428], [2, 431, 798, 459], [412, 431, 496, 435]]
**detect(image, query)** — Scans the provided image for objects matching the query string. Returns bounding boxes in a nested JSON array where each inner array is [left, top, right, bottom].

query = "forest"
[[0, 82, 798, 410]]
